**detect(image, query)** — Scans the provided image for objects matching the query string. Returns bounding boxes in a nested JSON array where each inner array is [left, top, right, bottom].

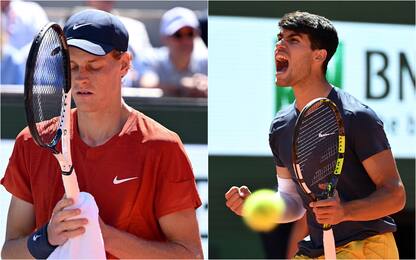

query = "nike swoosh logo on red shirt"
[[113, 176, 139, 185]]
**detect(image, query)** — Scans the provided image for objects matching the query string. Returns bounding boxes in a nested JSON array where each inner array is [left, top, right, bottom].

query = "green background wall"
[[1, 93, 207, 144]]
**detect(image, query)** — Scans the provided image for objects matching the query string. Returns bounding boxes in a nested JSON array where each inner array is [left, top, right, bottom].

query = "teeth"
[[276, 54, 289, 73], [276, 55, 288, 61]]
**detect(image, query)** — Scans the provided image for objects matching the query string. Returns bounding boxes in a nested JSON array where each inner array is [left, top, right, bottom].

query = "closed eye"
[[87, 61, 105, 71], [88, 64, 103, 71], [70, 64, 78, 71]]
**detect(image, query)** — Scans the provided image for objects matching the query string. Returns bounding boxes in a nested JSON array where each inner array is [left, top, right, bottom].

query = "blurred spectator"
[[1, 0, 49, 50], [139, 7, 207, 98], [85, 0, 152, 88], [1, 0, 49, 85], [1, 30, 24, 84]]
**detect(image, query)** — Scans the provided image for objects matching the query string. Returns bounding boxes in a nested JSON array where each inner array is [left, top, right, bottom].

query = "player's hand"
[[309, 190, 345, 225], [225, 186, 251, 216], [47, 197, 88, 246]]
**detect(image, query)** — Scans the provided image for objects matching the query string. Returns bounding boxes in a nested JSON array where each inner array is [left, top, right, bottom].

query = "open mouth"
[[76, 90, 93, 95], [275, 55, 289, 74]]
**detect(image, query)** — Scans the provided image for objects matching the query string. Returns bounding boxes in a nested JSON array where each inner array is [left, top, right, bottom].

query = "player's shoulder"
[[129, 109, 183, 146], [16, 117, 59, 143], [16, 127, 32, 142], [269, 103, 296, 135], [333, 87, 382, 123], [13, 127, 41, 153]]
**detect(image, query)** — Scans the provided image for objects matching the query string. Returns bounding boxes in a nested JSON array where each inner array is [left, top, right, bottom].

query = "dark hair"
[[279, 11, 339, 74], [110, 50, 123, 60]]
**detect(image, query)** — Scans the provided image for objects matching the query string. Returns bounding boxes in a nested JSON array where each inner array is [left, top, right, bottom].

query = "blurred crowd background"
[[1, 0, 208, 98]]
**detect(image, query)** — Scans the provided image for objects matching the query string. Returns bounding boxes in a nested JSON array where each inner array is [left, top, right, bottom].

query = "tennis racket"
[[292, 97, 345, 259], [24, 22, 80, 203]]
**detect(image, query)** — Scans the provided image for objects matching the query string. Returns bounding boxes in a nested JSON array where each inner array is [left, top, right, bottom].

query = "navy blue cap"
[[64, 9, 129, 56]]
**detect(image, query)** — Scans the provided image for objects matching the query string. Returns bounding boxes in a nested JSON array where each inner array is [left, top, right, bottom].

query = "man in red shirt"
[[1, 9, 203, 259]]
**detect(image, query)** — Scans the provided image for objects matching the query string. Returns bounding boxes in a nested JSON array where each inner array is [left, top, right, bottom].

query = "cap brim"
[[67, 39, 113, 56], [164, 21, 198, 36]]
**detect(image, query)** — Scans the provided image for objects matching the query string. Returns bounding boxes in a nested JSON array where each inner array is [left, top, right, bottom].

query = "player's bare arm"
[[310, 149, 405, 224], [1, 196, 35, 258], [2, 196, 90, 258], [225, 166, 305, 223], [224, 166, 291, 216], [99, 208, 203, 258]]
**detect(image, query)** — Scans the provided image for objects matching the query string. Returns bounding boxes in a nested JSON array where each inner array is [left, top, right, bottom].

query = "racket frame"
[[24, 22, 79, 202], [292, 98, 345, 202], [292, 97, 346, 259]]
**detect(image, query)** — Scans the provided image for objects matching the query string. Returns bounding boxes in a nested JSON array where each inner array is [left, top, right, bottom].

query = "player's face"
[[274, 29, 316, 87], [69, 47, 123, 113], [166, 26, 196, 57]]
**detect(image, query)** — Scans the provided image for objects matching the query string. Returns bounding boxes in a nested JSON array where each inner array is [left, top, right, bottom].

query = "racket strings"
[[297, 127, 338, 163], [311, 160, 337, 187], [297, 108, 337, 145], [297, 107, 338, 157], [32, 28, 65, 145], [298, 124, 338, 146], [299, 105, 332, 130], [295, 104, 339, 194], [320, 143, 338, 162], [297, 124, 338, 159], [298, 137, 337, 167]]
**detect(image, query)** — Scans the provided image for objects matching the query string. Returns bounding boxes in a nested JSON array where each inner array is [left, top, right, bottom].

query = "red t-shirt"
[[1, 109, 201, 256]]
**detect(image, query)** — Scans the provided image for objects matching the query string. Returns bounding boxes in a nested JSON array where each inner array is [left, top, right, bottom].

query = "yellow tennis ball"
[[242, 189, 285, 232]]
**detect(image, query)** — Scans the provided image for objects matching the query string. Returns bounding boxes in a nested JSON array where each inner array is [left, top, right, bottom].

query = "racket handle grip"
[[62, 169, 80, 203], [323, 229, 337, 259]]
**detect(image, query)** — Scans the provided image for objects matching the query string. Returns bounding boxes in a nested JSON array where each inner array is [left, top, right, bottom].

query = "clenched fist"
[[225, 186, 251, 216]]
